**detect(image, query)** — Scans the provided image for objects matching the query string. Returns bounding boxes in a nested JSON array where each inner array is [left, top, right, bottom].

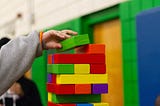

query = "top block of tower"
[[75, 44, 105, 54], [56, 34, 90, 52]]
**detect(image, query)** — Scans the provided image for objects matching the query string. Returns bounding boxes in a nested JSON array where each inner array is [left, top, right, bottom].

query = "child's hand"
[[42, 30, 77, 50]]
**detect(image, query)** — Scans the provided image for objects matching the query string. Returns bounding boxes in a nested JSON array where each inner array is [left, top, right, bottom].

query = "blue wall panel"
[[136, 7, 160, 106]]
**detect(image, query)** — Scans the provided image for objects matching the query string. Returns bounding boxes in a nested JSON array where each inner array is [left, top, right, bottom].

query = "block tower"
[[47, 34, 109, 106]]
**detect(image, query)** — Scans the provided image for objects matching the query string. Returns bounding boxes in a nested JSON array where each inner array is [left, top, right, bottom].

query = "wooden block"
[[47, 83, 75, 94], [56, 34, 90, 52], [75, 44, 105, 54], [48, 92, 52, 102], [53, 74, 108, 84], [92, 103, 109, 106], [52, 74, 56, 84], [51, 93, 101, 103], [90, 64, 106, 74], [48, 54, 53, 64], [48, 102, 76, 106], [48, 74, 53, 83], [53, 54, 105, 64], [92, 84, 108, 94], [75, 84, 91, 94], [74, 64, 90, 74], [77, 104, 93, 106], [48, 64, 74, 74]]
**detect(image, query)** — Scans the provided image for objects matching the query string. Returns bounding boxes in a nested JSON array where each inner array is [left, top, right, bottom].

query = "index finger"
[[61, 30, 78, 35]]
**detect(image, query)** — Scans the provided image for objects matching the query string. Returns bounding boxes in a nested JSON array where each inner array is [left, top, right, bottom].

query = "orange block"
[[48, 54, 52, 64], [75, 44, 105, 54], [75, 84, 91, 94]]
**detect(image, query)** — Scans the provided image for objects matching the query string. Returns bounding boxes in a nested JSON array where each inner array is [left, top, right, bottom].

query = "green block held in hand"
[[56, 34, 90, 52]]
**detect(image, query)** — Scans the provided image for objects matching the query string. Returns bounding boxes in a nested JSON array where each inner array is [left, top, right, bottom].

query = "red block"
[[75, 84, 91, 94], [48, 54, 53, 64], [51, 74, 56, 84], [53, 54, 105, 64], [75, 44, 105, 54], [48, 102, 76, 106], [90, 64, 106, 74], [47, 83, 75, 94]]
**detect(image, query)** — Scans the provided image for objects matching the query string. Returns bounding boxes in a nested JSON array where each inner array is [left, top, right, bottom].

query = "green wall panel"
[[154, 0, 160, 7], [123, 62, 133, 81], [124, 81, 139, 105], [122, 41, 132, 61], [141, 0, 154, 10], [130, 0, 141, 18], [130, 19, 137, 40], [32, 51, 47, 106], [121, 1, 139, 106], [130, 40, 138, 61], [120, 1, 131, 20], [121, 20, 132, 41]]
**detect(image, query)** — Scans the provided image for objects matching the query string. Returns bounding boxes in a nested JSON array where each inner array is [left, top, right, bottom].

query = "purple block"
[[47, 74, 52, 83], [92, 84, 108, 94]]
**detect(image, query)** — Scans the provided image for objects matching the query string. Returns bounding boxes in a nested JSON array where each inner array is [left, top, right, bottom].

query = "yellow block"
[[57, 74, 108, 84], [48, 92, 52, 102], [74, 64, 90, 74], [92, 103, 109, 106]]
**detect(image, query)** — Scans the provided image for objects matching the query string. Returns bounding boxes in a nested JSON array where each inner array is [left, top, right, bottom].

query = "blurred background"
[[0, 0, 125, 38], [1, 0, 160, 106]]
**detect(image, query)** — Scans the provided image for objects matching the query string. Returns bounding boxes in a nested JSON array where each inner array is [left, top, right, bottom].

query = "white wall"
[[0, 0, 126, 38]]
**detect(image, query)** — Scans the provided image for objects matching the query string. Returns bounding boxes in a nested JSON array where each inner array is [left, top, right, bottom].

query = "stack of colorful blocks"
[[47, 34, 109, 106]]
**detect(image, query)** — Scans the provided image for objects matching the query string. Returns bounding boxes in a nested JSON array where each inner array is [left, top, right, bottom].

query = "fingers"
[[49, 30, 66, 39], [51, 30, 77, 39], [42, 29, 78, 50], [57, 31, 71, 39], [61, 30, 78, 35], [45, 41, 62, 49]]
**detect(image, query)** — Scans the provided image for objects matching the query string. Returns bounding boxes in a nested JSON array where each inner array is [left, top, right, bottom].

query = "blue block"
[[76, 104, 93, 106], [136, 7, 160, 106]]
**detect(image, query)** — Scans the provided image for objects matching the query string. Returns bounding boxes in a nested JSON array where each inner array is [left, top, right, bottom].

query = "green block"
[[120, 1, 131, 20], [51, 94, 101, 103], [56, 34, 90, 52], [154, 0, 160, 7], [130, 0, 141, 18], [47, 64, 74, 74], [141, 0, 154, 10]]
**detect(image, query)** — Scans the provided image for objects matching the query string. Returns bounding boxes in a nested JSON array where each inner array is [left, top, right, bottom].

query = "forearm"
[[0, 31, 42, 95]]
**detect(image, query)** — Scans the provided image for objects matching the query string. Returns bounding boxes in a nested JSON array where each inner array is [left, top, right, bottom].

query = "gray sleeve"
[[0, 31, 42, 95]]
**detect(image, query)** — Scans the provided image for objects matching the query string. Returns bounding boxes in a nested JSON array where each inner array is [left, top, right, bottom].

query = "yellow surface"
[[74, 64, 90, 74], [92, 103, 109, 106], [94, 19, 123, 106], [48, 92, 52, 102], [56, 74, 108, 84]]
